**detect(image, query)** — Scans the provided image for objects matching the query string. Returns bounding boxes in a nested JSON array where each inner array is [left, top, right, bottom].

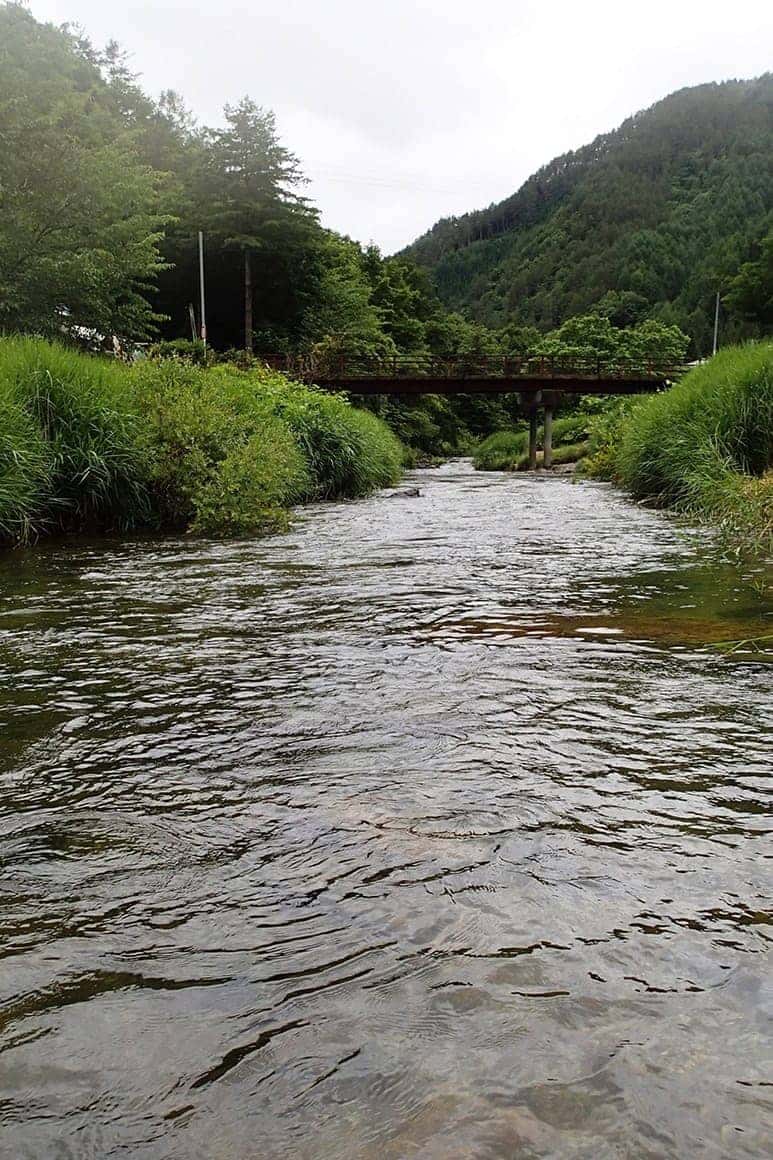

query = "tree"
[[0, 4, 169, 340], [725, 233, 773, 327], [302, 235, 394, 357], [198, 99, 318, 352], [536, 314, 689, 365]]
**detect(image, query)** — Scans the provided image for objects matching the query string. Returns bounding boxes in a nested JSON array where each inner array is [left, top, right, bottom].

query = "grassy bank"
[[0, 338, 403, 545], [587, 343, 772, 557], [473, 415, 590, 471], [471, 343, 772, 558]]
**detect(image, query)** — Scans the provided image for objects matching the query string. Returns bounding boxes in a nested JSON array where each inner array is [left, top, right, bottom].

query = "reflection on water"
[[0, 460, 771, 1159]]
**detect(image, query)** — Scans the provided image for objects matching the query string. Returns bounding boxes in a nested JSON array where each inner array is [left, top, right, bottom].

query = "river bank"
[[474, 343, 773, 562], [0, 337, 404, 546], [1, 461, 770, 1158]]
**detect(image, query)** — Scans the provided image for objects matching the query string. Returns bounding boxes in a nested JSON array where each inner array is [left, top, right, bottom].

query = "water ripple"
[[0, 461, 770, 1159]]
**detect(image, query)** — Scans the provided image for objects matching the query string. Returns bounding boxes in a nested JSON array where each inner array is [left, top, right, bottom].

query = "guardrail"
[[263, 353, 686, 381]]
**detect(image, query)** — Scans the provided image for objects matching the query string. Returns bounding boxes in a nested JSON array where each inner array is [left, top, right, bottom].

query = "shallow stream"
[[1, 461, 771, 1158]]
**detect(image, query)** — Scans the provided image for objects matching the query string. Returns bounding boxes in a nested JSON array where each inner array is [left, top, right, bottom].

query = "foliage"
[[0, 337, 151, 540], [0, 4, 169, 340], [581, 396, 640, 479], [0, 382, 52, 543], [473, 428, 529, 471], [592, 343, 773, 556], [0, 339, 405, 546], [403, 76, 773, 355], [535, 315, 690, 367], [725, 231, 773, 326], [473, 414, 592, 471]]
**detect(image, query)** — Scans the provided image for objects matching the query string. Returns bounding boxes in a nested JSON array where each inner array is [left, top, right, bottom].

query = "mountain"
[[401, 76, 773, 353]]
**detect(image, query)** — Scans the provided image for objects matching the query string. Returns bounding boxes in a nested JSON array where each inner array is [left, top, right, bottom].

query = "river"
[[0, 460, 771, 1159]]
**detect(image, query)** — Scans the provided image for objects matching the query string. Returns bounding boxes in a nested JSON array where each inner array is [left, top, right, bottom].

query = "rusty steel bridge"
[[264, 353, 686, 469]]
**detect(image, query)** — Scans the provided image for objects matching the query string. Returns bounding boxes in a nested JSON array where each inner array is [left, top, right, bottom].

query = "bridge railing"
[[263, 352, 686, 382]]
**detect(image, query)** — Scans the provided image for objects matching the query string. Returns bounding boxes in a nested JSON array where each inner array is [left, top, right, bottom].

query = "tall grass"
[[473, 414, 590, 471], [473, 428, 529, 471], [0, 338, 405, 545], [255, 375, 404, 497], [611, 343, 773, 556], [0, 337, 150, 540], [616, 344, 772, 502]]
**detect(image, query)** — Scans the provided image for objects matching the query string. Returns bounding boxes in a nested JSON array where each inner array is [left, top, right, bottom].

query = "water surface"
[[1, 461, 771, 1159]]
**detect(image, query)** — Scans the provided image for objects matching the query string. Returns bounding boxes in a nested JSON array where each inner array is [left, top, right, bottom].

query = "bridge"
[[265, 353, 686, 469]]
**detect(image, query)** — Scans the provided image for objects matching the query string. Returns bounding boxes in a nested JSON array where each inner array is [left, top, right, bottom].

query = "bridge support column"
[[528, 410, 538, 470], [543, 405, 553, 469]]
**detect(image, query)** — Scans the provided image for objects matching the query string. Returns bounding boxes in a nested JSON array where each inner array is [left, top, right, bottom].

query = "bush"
[[191, 423, 310, 535], [581, 396, 639, 479], [129, 360, 313, 533], [260, 379, 403, 497], [474, 414, 590, 472], [129, 360, 403, 530]]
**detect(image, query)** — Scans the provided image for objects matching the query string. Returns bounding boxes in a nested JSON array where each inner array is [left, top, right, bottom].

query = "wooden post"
[[529, 408, 538, 470], [543, 404, 553, 469]]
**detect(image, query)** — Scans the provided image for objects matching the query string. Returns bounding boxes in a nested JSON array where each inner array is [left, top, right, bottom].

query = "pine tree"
[[199, 100, 317, 352]]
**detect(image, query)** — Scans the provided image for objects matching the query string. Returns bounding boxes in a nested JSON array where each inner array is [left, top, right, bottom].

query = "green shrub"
[[191, 422, 310, 535], [128, 360, 311, 529], [581, 396, 639, 479], [512, 441, 590, 470], [127, 359, 402, 533], [259, 378, 403, 497], [474, 413, 592, 472], [0, 339, 404, 545]]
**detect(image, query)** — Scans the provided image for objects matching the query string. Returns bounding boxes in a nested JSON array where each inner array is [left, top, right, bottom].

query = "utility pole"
[[712, 289, 720, 357], [198, 231, 207, 347]]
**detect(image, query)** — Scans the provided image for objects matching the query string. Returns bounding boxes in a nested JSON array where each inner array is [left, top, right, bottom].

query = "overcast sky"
[[28, 0, 773, 253]]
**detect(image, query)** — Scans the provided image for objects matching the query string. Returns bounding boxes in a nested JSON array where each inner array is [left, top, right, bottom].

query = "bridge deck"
[[312, 375, 663, 397], [264, 354, 684, 396]]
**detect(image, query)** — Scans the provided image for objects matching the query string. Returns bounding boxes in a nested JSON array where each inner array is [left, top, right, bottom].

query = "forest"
[[402, 76, 773, 356], [2, 3, 771, 373]]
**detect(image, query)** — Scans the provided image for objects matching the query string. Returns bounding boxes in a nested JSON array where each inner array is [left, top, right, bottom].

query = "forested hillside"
[[403, 77, 773, 354]]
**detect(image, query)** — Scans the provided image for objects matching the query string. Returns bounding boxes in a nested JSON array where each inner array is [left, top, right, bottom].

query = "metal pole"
[[712, 289, 720, 357], [198, 231, 207, 347]]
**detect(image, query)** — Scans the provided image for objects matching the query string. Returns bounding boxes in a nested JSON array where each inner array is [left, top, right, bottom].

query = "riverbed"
[[0, 461, 771, 1159]]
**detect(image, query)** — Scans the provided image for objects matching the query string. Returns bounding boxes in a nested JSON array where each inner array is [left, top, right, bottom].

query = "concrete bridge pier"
[[523, 389, 559, 470], [528, 408, 539, 470], [543, 403, 553, 469]]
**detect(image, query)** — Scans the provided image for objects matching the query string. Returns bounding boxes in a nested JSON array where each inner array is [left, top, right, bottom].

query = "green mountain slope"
[[402, 76, 773, 353]]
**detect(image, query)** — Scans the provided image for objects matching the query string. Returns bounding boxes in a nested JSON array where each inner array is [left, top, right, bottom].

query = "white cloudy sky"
[[28, 0, 773, 252]]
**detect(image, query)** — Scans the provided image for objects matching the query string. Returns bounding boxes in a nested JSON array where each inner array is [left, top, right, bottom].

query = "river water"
[[0, 460, 771, 1159]]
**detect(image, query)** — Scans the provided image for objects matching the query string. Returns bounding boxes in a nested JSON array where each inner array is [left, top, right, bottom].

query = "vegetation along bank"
[[475, 342, 773, 559], [0, 338, 403, 546]]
